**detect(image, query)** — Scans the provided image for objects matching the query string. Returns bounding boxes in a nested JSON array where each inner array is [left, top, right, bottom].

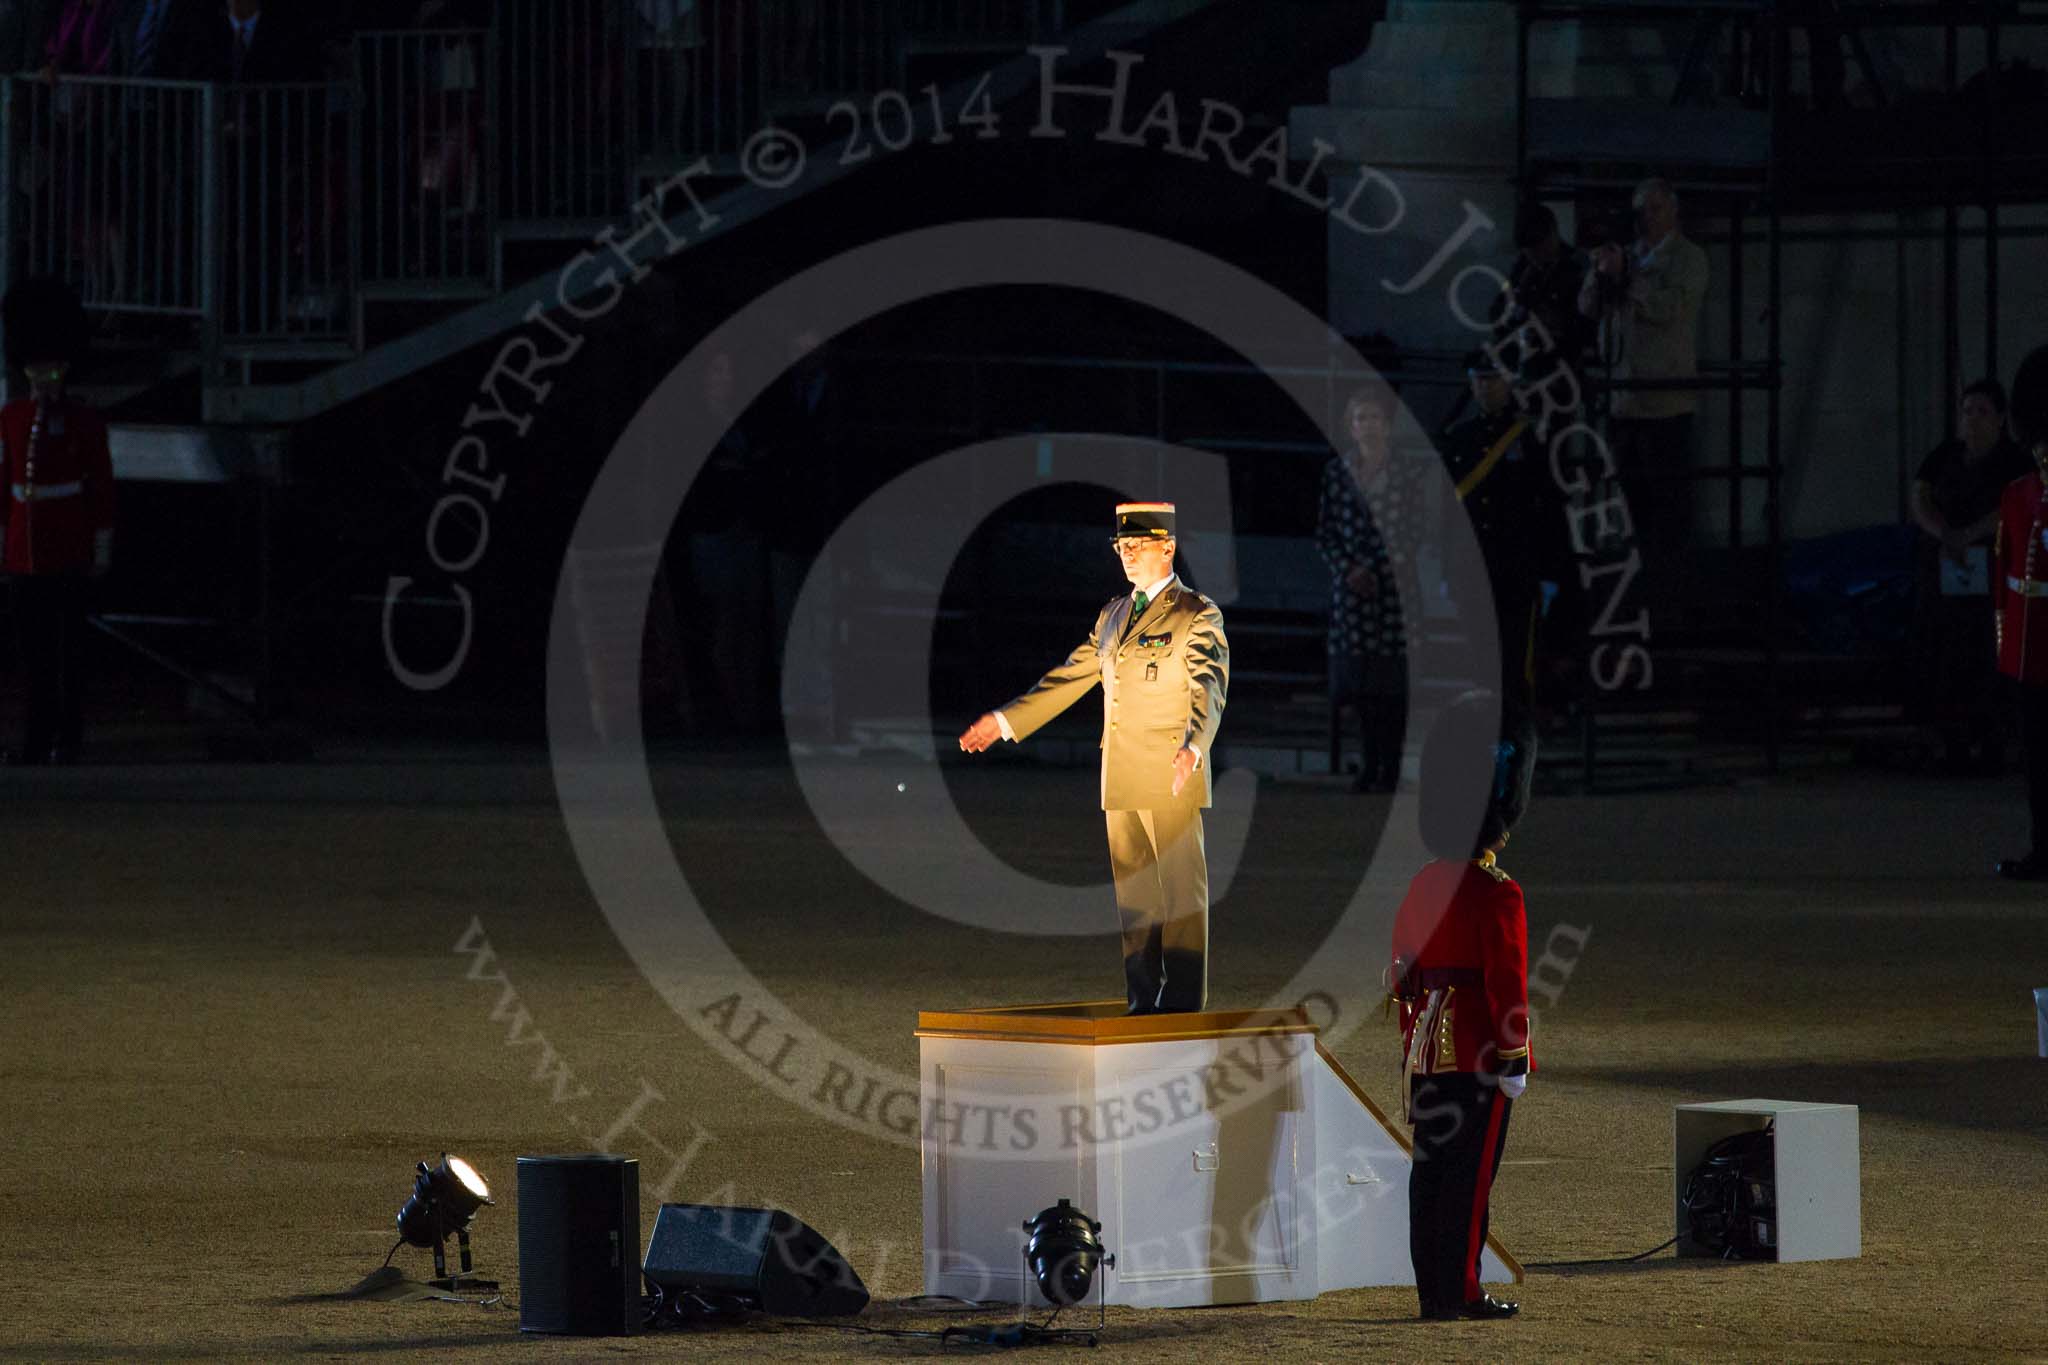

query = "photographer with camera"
[[1577, 179, 1709, 596]]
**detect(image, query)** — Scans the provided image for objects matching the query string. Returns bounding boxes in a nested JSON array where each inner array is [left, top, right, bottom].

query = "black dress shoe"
[[1996, 853, 2048, 881], [1459, 1294, 1520, 1319]]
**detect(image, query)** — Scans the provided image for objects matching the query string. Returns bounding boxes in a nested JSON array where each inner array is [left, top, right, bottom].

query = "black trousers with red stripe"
[[1489, 568, 1541, 710], [10, 575, 89, 759], [1408, 1072, 1514, 1313], [2012, 679, 2048, 853]]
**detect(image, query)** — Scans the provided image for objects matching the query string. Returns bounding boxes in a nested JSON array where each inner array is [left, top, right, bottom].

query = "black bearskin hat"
[[3, 276, 89, 374], [1418, 691, 1538, 860], [2011, 343, 2048, 450]]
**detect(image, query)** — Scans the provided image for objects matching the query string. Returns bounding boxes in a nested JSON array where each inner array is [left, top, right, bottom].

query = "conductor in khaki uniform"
[[958, 502, 1230, 1014]]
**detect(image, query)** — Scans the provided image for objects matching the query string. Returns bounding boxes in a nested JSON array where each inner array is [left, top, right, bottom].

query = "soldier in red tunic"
[[1388, 691, 1535, 1319], [0, 278, 114, 764], [1994, 344, 2048, 878]]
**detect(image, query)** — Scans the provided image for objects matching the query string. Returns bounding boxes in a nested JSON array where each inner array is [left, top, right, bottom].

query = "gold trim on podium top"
[[915, 1000, 1316, 1047]]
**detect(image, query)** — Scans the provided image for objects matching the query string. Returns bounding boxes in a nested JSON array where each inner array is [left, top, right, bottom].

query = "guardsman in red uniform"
[[1389, 691, 1536, 1320], [0, 278, 114, 765], [1994, 343, 2048, 878]]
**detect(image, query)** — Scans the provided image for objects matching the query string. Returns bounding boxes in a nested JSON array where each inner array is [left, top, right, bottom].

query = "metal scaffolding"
[[1513, 0, 2048, 780]]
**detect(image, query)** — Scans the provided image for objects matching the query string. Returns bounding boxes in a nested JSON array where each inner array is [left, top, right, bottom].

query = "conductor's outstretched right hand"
[[958, 713, 1004, 753]]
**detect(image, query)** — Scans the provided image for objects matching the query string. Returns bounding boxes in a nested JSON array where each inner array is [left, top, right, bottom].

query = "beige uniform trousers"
[[1104, 804, 1208, 1012]]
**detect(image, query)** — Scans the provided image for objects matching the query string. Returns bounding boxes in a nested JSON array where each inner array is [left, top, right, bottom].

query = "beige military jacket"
[[999, 577, 1229, 811], [1580, 229, 1710, 421]]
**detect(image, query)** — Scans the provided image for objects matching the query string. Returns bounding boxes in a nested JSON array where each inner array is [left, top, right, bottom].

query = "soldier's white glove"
[[1499, 1073, 1527, 1099]]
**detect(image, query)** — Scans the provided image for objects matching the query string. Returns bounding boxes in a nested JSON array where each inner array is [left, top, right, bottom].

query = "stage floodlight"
[[1021, 1199, 1110, 1307], [394, 1153, 496, 1289]]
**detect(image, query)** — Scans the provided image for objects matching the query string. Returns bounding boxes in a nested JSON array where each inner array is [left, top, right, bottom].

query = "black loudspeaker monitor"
[[516, 1154, 642, 1335], [642, 1203, 870, 1318]]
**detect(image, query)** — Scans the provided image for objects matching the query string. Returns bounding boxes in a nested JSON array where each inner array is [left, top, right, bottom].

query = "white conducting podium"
[[916, 1002, 1520, 1308]]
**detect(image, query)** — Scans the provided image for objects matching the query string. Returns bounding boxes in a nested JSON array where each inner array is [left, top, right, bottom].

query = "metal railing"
[[633, 0, 765, 179], [2, 1, 1087, 353], [759, 1, 899, 110], [4, 75, 214, 315], [216, 82, 355, 345], [495, 0, 637, 225], [356, 29, 491, 290], [2, 74, 353, 346], [900, 0, 1067, 44], [498, 0, 1051, 223]]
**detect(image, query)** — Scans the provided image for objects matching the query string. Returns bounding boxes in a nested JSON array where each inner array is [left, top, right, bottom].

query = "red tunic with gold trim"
[[1995, 468, 2048, 685], [1389, 852, 1533, 1088], [0, 397, 115, 577]]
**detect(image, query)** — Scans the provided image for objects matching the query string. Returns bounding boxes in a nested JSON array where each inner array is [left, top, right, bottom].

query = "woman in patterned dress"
[[1318, 388, 1424, 792]]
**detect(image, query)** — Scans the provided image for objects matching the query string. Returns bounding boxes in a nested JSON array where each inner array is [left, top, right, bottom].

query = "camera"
[[1581, 203, 1636, 307], [1581, 201, 1638, 253]]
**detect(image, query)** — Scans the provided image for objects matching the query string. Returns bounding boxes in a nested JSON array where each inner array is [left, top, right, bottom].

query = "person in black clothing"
[[1441, 350, 1547, 709], [196, 1, 330, 335], [209, 0, 317, 81], [1911, 377, 2031, 773], [181, 0, 318, 83], [112, 0, 210, 78], [678, 348, 773, 736], [1495, 203, 1591, 385]]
